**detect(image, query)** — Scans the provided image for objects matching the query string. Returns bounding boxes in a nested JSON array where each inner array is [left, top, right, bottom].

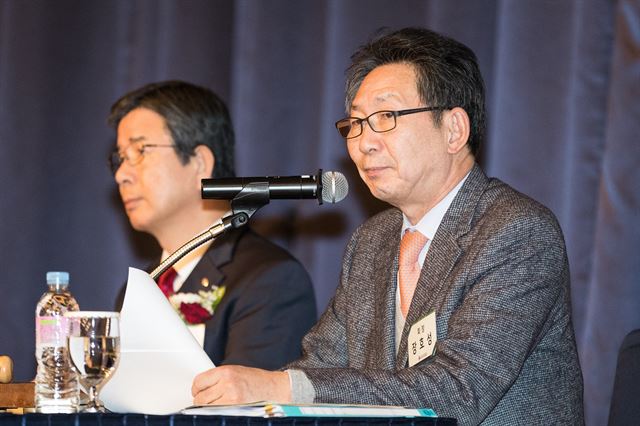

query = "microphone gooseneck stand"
[[150, 182, 273, 281]]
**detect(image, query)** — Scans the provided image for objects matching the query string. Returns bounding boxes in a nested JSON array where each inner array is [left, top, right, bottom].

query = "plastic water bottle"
[[35, 271, 80, 413]]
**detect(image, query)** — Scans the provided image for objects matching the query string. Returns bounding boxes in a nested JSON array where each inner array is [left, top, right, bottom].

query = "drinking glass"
[[65, 311, 120, 413]]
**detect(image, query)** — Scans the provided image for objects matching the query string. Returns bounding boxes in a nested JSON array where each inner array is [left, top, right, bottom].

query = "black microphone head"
[[321, 171, 348, 203]]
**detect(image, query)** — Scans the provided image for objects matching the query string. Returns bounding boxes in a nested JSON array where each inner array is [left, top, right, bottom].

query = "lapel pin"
[[200, 277, 210, 288]]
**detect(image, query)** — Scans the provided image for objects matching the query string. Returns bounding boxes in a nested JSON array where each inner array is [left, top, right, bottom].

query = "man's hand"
[[192, 365, 291, 405]]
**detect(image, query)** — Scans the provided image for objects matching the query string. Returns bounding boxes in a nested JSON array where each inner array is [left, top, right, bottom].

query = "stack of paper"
[[182, 402, 437, 418], [101, 268, 214, 415]]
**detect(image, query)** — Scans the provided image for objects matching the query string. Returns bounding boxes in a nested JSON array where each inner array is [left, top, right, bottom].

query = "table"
[[0, 413, 457, 425]]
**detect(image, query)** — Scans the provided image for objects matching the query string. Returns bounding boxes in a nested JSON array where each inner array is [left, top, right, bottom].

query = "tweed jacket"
[[118, 227, 317, 370], [287, 164, 584, 425]]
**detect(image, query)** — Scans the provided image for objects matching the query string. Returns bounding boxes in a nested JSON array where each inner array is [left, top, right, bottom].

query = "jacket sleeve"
[[286, 226, 363, 370], [222, 257, 317, 370]]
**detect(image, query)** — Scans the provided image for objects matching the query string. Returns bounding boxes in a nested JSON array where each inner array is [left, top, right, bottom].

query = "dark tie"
[[157, 267, 178, 297]]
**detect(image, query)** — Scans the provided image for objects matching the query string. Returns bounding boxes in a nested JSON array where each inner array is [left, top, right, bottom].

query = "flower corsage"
[[168, 286, 226, 325]]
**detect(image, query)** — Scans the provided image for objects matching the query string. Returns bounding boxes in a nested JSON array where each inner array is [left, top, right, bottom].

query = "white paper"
[[101, 267, 215, 415]]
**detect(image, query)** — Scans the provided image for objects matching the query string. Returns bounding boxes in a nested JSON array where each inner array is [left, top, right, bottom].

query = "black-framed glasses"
[[335, 106, 449, 139], [109, 143, 176, 174]]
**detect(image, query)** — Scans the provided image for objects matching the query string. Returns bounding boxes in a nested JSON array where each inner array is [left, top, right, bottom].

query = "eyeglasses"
[[109, 143, 176, 174], [335, 106, 449, 139]]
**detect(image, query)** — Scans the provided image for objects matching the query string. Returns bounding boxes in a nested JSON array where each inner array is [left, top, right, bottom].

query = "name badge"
[[408, 310, 437, 367]]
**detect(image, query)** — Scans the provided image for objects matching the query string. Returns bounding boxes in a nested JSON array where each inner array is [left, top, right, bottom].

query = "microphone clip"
[[230, 181, 271, 220]]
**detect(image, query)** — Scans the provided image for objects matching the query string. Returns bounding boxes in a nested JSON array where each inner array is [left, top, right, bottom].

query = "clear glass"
[[65, 311, 120, 413]]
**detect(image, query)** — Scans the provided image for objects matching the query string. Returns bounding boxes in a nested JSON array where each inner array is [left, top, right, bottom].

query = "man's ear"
[[193, 145, 215, 181], [445, 107, 470, 154]]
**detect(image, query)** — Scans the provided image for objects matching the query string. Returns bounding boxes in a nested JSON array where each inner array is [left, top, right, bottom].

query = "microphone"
[[202, 170, 348, 204]]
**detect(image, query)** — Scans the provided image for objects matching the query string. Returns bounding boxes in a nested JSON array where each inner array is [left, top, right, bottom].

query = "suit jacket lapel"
[[178, 227, 245, 294], [395, 164, 489, 369], [372, 211, 403, 370]]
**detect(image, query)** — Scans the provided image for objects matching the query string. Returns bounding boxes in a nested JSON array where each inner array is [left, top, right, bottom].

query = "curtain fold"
[[580, 2, 640, 424]]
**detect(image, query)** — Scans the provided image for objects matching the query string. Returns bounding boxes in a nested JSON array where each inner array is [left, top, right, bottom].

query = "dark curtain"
[[1, 1, 638, 424]]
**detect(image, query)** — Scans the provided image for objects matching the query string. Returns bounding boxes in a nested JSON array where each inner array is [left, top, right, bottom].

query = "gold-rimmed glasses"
[[108, 143, 175, 174]]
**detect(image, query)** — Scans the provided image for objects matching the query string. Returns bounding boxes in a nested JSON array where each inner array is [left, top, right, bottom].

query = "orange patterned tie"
[[398, 230, 428, 317]]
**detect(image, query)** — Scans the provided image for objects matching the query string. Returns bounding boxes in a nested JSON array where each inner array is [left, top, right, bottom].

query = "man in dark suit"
[[191, 28, 584, 424], [109, 81, 316, 370]]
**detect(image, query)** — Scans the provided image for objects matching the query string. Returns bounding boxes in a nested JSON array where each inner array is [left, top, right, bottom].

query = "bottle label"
[[37, 316, 70, 347]]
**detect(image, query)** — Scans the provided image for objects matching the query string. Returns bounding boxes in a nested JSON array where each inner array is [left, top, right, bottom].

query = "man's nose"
[[114, 160, 134, 185], [357, 124, 382, 153]]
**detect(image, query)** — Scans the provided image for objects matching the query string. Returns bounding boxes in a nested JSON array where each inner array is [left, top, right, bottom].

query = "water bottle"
[[35, 271, 80, 413]]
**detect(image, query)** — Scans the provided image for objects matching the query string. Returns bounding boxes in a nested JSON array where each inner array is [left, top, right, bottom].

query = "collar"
[[160, 242, 212, 288], [160, 211, 232, 290], [401, 171, 470, 239]]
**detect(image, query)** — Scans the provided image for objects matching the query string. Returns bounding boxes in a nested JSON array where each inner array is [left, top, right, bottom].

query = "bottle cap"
[[46, 271, 70, 286]]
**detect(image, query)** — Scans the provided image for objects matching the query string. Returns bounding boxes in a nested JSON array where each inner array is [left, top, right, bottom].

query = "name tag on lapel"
[[408, 310, 437, 367]]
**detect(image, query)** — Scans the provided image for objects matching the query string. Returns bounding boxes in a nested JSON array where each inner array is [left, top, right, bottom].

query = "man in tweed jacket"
[[192, 28, 584, 425]]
